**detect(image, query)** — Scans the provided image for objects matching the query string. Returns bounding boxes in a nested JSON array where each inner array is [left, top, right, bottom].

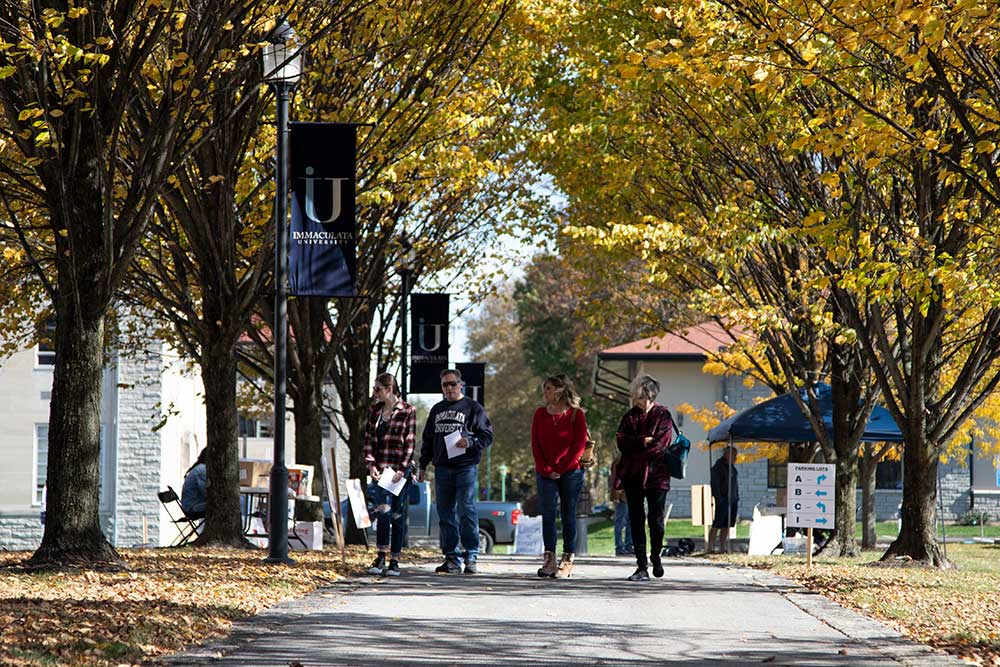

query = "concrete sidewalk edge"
[[741, 565, 966, 666]]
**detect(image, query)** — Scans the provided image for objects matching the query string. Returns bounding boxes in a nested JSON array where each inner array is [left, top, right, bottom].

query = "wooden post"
[[322, 450, 347, 563], [691, 484, 712, 549], [806, 527, 813, 568]]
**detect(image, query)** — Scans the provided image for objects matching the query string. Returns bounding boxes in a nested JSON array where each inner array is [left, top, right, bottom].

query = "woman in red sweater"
[[531, 374, 588, 578]]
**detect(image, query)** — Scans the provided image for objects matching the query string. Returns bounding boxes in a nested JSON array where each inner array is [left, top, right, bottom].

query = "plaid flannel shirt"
[[363, 400, 417, 472]]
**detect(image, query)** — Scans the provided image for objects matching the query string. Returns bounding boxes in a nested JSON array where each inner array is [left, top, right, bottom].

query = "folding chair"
[[158, 486, 204, 547]]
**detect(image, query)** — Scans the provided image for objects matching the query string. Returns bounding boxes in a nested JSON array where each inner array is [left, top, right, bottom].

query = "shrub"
[[957, 510, 991, 526]]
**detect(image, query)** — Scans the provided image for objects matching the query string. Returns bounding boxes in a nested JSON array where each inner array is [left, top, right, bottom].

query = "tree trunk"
[[340, 322, 373, 480], [334, 317, 373, 546], [287, 297, 328, 524], [820, 326, 863, 557], [27, 296, 121, 568], [195, 343, 250, 547], [788, 441, 818, 465], [825, 456, 860, 557], [293, 382, 325, 522], [860, 447, 878, 549], [881, 438, 949, 567]]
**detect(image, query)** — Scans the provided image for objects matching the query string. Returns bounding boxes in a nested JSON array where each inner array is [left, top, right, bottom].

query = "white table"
[[240, 486, 321, 547]]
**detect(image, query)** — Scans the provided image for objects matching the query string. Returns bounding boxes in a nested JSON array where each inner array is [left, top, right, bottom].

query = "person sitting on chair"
[[181, 449, 208, 520]]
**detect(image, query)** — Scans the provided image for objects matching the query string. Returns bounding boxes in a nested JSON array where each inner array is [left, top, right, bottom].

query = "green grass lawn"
[[583, 518, 710, 555], [493, 517, 1000, 555], [580, 518, 1000, 556]]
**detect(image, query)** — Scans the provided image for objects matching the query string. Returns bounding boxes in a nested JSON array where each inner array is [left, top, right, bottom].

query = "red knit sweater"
[[531, 407, 589, 477]]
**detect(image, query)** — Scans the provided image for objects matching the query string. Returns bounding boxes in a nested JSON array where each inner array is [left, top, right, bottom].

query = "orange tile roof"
[[600, 321, 741, 358]]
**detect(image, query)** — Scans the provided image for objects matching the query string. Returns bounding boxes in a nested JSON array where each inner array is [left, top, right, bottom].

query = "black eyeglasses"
[[441, 381, 459, 388]]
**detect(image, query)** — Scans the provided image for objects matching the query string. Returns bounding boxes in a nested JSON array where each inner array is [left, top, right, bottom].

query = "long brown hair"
[[375, 372, 401, 398], [544, 374, 582, 409]]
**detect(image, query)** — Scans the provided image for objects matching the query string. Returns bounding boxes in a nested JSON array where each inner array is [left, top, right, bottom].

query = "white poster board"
[[513, 515, 543, 555], [787, 463, 835, 529], [748, 505, 783, 555], [346, 478, 372, 529]]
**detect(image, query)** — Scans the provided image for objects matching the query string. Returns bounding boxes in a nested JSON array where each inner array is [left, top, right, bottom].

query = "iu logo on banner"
[[456, 362, 486, 406], [410, 293, 449, 394], [288, 122, 358, 297]]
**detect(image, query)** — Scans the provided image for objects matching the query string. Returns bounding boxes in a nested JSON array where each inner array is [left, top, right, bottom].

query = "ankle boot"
[[555, 552, 575, 578], [537, 551, 557, 578]]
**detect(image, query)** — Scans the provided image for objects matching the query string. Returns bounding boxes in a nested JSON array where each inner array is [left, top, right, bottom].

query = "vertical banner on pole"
[[288, 122, 357, 297], [410, 293, 449, 393], [456, 362, 486, 406]]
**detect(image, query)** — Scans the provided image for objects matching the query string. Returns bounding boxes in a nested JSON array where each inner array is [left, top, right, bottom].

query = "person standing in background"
[[610, 455, 633, 556], [708, 446, 740, 553]]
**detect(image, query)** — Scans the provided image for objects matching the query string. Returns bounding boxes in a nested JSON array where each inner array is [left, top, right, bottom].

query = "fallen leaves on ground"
[[0, 546, 399, 667], [717, 543, 1000, 666]]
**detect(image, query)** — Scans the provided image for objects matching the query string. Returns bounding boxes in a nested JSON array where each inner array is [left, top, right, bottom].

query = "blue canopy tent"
[[706, 383, 903, 444], [704, 384, 903, 551]]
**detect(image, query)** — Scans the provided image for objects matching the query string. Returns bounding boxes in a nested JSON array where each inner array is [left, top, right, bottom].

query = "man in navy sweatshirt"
[[418, 368, 494, 574]]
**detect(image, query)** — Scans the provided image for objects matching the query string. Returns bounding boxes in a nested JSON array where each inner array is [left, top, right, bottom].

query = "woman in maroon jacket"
[[531, 374, 588, 579], [615, 374, 674, 581]]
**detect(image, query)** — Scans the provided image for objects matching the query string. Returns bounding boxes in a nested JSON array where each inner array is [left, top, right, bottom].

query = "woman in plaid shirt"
[[364, 372, 417, 576]]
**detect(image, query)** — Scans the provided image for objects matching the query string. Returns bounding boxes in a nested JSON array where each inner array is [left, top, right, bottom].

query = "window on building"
[[320, 414, 332, 440], [34, 424, 48, 505], [36, 318, 56, 367], [767, 459, 787, 488], [971, 448, 1000, 491], [238, 415, 258, 438], [875, 460, 903, 489], [238, 415, 273, 438]]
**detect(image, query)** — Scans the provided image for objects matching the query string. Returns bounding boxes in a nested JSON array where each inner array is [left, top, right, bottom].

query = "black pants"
[[624, 486, 669, 568]]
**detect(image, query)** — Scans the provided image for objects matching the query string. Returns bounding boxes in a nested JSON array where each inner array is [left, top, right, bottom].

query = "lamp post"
[[263, 20, 303, 565], [396, 233, 416, 401], [498, 463, 509, 503]]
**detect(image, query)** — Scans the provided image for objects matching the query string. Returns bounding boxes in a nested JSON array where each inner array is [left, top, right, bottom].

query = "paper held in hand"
[[444, 429, 465, 459], [377, 467, 407, 496]]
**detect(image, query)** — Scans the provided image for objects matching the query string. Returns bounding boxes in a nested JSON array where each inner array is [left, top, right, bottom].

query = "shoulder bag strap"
[[669, 412, 682, 439]]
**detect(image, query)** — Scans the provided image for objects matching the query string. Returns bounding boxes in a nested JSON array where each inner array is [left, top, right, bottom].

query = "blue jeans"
[[536, 468, 585, 553], [435, 464, 479, 561], [371, 473, 410, 557], [614, 500, 633, 553]]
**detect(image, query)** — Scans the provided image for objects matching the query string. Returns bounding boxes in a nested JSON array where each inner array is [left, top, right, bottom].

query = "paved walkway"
[[162, 556, 964, 666]]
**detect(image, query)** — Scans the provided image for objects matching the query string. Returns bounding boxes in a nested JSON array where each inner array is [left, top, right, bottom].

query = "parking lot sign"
[[787, 463, 835, 529]]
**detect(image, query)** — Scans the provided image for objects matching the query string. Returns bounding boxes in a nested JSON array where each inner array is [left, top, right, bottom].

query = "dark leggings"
[[624, 486, 669, 568]]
